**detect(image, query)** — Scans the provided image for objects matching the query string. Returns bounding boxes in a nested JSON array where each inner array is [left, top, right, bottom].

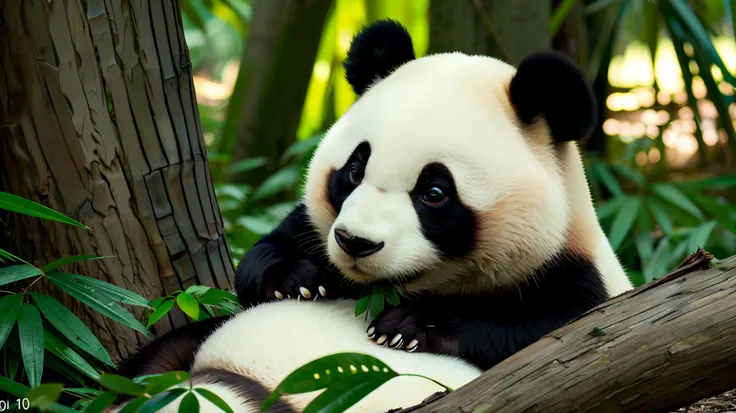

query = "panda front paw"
[[264, 257, 330, 301], [365, 307, 433, 353]]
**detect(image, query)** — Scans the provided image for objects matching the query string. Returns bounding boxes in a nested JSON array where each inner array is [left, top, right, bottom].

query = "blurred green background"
[[187, 0, 736, 288]]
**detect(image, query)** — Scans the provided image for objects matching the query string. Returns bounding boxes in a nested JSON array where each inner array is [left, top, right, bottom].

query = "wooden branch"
[[405, 249, 736, 413]]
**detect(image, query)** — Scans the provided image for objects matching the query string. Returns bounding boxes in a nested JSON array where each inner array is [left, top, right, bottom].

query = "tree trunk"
[[221, 0, 333, 190], [552, 0, 589, 71], [0, 0, 233, 363], [402, 250, 736, 413], [428, 0, 550, 65]]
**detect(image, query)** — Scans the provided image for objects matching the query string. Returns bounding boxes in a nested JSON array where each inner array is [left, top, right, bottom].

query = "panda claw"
[[389, 334, 403, 347], [299, 287, 312, 299], [318, 286, 326, 297], [406, 339, 419, 352], [376, 335, 388, 345], [366, 327, 375, 339], [274, 291, 284, 300]]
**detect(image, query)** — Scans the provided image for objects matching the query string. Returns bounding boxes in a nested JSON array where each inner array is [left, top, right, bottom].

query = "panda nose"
[[334, 227, 384, 258]]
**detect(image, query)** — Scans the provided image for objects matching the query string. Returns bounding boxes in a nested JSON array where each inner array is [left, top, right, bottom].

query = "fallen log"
[[402, 249, 736, 413]]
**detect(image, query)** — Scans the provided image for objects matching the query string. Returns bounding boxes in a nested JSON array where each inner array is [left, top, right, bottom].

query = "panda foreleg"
[[234, 202, 358, 308]]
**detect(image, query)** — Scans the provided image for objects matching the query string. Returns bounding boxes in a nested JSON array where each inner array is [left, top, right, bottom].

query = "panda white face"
[[303, 53, 572, 292]]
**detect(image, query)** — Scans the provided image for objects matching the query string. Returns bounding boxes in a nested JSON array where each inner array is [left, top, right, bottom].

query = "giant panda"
[[117, 18, 633, 411], [233, 19, 633, 370]]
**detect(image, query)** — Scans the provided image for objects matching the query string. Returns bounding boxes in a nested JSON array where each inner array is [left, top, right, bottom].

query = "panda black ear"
[[509, 51, 597, 144], [343, 19, 416, 96]]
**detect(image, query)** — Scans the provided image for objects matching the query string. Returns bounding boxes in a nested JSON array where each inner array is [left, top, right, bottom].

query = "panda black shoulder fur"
[[234, 19, 633, 370], [117, 18, 634, 407]]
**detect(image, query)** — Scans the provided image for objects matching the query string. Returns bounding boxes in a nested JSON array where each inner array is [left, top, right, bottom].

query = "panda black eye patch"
[[327, 141, 371, 213]]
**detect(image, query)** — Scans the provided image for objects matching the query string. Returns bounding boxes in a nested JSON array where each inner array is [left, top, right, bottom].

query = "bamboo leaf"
[[29, 292, 115, 367], [369, 285, 385, 320], [687, 220, 718, 254], [0, 371, 30, 397], [647, 197, 674, 236], [179, 391, 199, 413], [147, 298, 176, 328], [651, 183, 705, 220], [42, 255, 108, 274], [82, 391, 117, 413], [119, 396, 147, 413], [99, 374, 146, 396], [608, 197, 641, 251], [385, 287, 401, 307], [18, 303, 44, 387], [550, 0, 578, 37], [0, 192, 88, 229], [354, 295, 370, 318], [252, 166, 301, 201], [27, 383, 64, 411], [176, 292, 200, 321], [594, 163, 623, 196], [137, 389, 188, 413], [144, 371, 191, 396], [69, 274, 151, 308], [43, 329, 101, 381], [47, 272, 151, 338], [261, 352, 398, 412], [0, 293, 23, 348], [228, 157, 268, 174], [0, 264, 43, 286], [645, 238, 672, 282], [194, 388, 235, 413]]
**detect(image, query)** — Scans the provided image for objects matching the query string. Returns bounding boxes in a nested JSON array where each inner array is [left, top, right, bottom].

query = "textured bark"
[[401, 251, 736, 413], [0, 0, 233, 362], [223, 0, 333, 189], [428, 0, 550, 65]]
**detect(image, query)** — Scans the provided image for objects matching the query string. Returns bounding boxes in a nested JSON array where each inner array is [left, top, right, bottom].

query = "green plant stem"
[[398, 374, 454, 392]]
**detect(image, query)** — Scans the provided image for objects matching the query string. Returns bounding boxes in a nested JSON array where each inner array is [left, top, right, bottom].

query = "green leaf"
[[261, 352, 398, 412], [42, 255, 108, 274], [645, 238, 672, 282], [0, 264, 43, 286], [119, 396, 147, 413], [635, 233, 654, 265], [29, 292, 115, 368], [176, 292, 200, 321], [47, 272, 151, 338], [144, 371, 191, 396], [238, 216, 276, 235], [594, 163, 623, 196], [0, 192, 88, 229], [666, 0, 736, 87], [595, 196, 624, 220], [0, 375, 30, 397], [18, 303, 44, 387], [69, 274, 151, 308], [354, 295, 370, 318], [137, 389, 188, 413], [0, 248, 27, 264], [179, 391, 200, 413], [0, 293, 23, 348], [228, 157, 269, 174], [63, 387, 103, 398], [252, 167, 301, 201], [82, 391, 117, 413], [369, 285, 385, 321], [43, 329, 100, 380], [27, 383, 64, 411], [185, 285, 211, 297], [197, 289, 239, 306], [608, 197, 641, 251], [678, 175, 736, 191], [385, 287, 401, 307], [687, 220, 718, 254], [194, 388, 235, 413], [303, 376, 388, 413], [550, 0, 578, 36], [647, 198, 674, 236], [610, 164, 645, 187], [651, 183, 704, 220], [147, 298, 176, 328], [282, 134, 324, 161], [100, 374, 146, 396]]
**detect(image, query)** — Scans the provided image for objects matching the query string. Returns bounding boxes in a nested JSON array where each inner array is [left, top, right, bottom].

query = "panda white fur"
[[151, 299, 481, 412], [117, 18, 634, 411]]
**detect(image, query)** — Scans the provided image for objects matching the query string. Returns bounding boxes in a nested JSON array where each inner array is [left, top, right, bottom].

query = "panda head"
[[303, 20, 599, 293]]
